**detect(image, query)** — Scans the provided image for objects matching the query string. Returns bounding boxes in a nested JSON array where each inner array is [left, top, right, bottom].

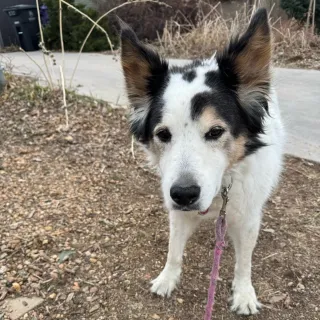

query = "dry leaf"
[[12, 282, 21, 292], [66, 292, 74, 303], [89, 304, 100, 313], [270, 293, 287, 304], [58, 250, 75, 264]]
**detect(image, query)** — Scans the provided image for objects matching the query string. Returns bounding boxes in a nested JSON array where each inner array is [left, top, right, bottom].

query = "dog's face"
[[120, 9, 271, 213]]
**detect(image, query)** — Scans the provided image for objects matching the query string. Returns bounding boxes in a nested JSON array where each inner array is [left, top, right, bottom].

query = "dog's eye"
[[205, 126, 225, 140], [156, 128, 172, 143]]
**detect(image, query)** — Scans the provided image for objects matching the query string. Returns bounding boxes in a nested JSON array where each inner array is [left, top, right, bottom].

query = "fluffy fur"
[[120, 9, 285, 315]]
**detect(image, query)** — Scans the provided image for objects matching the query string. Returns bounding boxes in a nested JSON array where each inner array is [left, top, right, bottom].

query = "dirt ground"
[[0, 78, 319, 320]]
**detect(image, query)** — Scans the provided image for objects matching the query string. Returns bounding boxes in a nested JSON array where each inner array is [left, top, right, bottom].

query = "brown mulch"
[[0, 76, 319, 320]]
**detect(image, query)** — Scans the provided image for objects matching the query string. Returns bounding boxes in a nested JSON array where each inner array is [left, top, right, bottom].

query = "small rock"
[[0, 253, 8, 260], [284, 295, 291, 308], [151, 314, 160, 319], [89, 258, 97, 264], [59, 294, 67, 301], [177, 298, 184, 304], [89, 287, 98, 294], [49, 293, 56, 299], [64, 136, 74, 143], [0, 266, 7, 274]]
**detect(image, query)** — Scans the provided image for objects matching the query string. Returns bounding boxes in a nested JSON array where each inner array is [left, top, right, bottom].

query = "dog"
[[119, 8, 284, 315]]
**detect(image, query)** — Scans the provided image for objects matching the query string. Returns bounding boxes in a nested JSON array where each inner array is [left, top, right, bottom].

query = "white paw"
[[150, 266, 181, 297], [230, 281, 261, 315]]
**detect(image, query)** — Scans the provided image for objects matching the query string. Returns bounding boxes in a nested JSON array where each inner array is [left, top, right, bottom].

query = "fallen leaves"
[[0, 76, 319, 320]]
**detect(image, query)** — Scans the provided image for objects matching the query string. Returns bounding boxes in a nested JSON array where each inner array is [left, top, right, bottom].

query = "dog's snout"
[[170, 185, 200, 206]]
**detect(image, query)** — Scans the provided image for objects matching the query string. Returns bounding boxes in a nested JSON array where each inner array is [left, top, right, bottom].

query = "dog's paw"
[[150, 266, 181, 297], [230, 282, 261, 315]]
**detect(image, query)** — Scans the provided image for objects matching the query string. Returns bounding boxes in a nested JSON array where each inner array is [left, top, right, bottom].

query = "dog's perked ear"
[[217, 8, 271, 137], [119, 20, 169, 143]]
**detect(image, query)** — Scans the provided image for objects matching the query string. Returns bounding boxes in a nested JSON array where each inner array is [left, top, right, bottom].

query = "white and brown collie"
[[120, 8, 284, 315]]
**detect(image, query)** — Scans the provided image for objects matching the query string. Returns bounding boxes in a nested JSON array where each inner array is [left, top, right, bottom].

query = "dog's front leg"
[[227, 211, 262, 315], [151, 211, 200, 297]]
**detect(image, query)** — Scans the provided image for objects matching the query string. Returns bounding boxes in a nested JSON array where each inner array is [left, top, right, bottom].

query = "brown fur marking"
[[199, 107, 227, 130], [121, 40, 151, 102], [229, 135, 247, 166], [235, 28, 271, 89]]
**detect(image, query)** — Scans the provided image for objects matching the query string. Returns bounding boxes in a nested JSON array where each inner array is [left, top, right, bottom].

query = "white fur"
[[148, 60, 285, 315]]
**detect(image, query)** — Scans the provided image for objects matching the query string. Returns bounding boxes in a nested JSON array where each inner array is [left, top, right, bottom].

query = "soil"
[[0, 77, 319, 320]]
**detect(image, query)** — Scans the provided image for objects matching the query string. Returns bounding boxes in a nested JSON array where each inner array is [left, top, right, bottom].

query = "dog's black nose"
[[170, 185, 200, 207]]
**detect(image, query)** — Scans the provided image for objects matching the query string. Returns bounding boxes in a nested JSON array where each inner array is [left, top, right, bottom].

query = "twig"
[[69, 0, 169, 87], [29, 264, 43, 272], [306, 0, 313, 32], [262, 252, 279, 261], [35, 0, 53, 88], [59, 66, 68, 129], [59, 0, 65, 77], [312, 0, 316, 35], [32, 273, 44, 280], [75, 279, 98, 286], [19, 48, 51, 85], [131, 135, 135, 159]]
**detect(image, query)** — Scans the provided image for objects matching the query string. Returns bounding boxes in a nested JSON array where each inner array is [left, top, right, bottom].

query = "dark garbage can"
[[3, 5, 40, 52]]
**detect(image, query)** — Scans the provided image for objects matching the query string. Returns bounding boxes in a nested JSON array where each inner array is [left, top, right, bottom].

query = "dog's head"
[[120, 9, 271, 213]]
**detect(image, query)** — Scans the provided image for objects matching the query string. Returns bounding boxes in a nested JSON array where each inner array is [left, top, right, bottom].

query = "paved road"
[[1, 51, 319, 162]]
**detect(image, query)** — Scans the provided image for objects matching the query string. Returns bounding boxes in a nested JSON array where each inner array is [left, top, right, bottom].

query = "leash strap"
[[204, 215, 227, 320], [204, 179, 232, 320]]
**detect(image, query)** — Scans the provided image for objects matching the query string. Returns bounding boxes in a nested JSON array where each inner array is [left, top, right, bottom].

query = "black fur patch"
[[182, 70, 196, 82], [170, 60, 203, 74]]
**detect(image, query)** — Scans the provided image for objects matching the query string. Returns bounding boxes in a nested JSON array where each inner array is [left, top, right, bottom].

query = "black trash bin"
[[3, 5, 40, 52]]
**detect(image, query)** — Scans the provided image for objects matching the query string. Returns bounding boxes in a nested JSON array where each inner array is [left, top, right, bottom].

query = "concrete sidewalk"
[[1, 51, 319, 162]]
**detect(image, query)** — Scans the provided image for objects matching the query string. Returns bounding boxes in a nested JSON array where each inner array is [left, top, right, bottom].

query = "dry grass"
[[155, 3, 320, 70]]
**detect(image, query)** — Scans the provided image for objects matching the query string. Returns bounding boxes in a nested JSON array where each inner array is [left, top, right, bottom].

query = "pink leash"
[[204, 181, 232, 320]]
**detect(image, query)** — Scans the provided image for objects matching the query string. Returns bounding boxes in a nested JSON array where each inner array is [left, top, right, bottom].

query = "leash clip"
[[219, 177, 233, 218]]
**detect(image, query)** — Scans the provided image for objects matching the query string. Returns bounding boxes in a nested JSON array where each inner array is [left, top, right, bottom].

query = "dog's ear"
[[119, 20, 168, 143], [217, 8, 271, 134]]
